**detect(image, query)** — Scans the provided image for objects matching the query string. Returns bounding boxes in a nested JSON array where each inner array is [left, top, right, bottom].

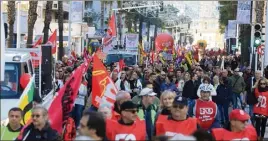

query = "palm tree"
[[7, 1, 16, 48], [43, 1, 53, 44], [58, 1, 64, 60], [218, 1, 237, 33], [26, 1, 38, 48]]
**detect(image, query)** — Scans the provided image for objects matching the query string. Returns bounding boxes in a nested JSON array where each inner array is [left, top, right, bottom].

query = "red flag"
[[48, 63, 86, 133], [92, 55, 118, 108], [47, 29, 57, 54], [107, 13, 116, 37], [119, 59, 125, 71], [103, 13, 116, 44], [32, 36, 42, 48]]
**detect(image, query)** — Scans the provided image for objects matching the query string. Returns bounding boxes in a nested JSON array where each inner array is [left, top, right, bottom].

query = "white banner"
[[71, 1, 83, 23], [149, 25, 155, 37], [1, 11, 5, 81], [125, 34, 139, 52], [227, 20, 237, 38], [236, 1, 251, 24]]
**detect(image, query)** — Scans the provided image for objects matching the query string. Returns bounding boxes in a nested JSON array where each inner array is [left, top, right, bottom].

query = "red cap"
[[229, 109, 250, 121]]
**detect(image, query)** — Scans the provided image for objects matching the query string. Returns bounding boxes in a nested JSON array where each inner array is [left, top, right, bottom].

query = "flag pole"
[[1, 5, 6, 81]]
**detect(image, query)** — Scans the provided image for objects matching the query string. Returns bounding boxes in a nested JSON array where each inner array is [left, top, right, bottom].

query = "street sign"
[[257, 45, 264, 55]]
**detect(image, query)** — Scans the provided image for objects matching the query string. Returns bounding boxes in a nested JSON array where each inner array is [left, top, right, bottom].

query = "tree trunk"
[[43, 1, 53, 44], [58, 1, 64, 60], [255, 1, 265, 24], [26, 1, 38, 48], [7, 1, 16, 48], [100, 1, 104, 29]]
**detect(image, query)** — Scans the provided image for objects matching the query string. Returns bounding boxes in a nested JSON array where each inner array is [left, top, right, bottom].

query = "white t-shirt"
[[74, 84, 88, 106]]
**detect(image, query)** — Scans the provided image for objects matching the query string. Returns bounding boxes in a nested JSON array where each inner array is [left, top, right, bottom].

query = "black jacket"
[[182, 80, 199, 99], [245, 77, 258, 105], [16, 123, 61, 141]]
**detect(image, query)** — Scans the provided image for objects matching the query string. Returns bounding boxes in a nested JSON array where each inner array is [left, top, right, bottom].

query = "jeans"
[[232, 92, 243, 109], [217, 103, 229, 123], [72, 104, 84, 128], [187, 99, 195, 116]]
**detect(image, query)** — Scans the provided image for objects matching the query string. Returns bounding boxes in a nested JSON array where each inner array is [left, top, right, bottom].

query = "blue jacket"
[[160, 82, 179, 94]]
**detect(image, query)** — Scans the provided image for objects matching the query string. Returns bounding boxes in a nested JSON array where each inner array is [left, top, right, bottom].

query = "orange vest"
[[156, 114, 168, 123], [253, 89, 268, 116], [212, 125, 257, 141], [155, 116, 197, 137], [195, 99, 217, 130], [106, 119, 146, 140]]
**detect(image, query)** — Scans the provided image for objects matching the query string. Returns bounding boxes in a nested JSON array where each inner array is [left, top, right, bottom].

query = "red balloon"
[[155, 33, 174, 52], [20, 73, 31, 89]]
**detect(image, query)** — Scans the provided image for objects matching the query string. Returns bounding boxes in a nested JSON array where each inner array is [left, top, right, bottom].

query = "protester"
[[132, 88, 160, 108], [136, 88, 158, 140], [253, 78, 268, 140], [106, 101, 146, 140], [189, 84, 221, 131], [229, 68, 246, 109], [212, 109, 257, 140], [16, 106, 61, 141], [76, 111, 106, 140], [112, 91, 132, 120], [98, 102, 112, 120], [155, 96, 198, 137], [1, 108, 23, 140]]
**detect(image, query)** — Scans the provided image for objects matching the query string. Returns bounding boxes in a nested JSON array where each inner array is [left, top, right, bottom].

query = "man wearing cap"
[[106, 101, 146, 140], [212, 109, 257, 140], [136, 88, 158, 140], [111, 91, 132, 121], [155, 96, 198, 137], [189, 84, 221, 131]]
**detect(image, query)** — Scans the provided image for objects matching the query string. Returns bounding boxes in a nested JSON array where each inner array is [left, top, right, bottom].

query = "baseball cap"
[[139, 88, 156, 96], [120, 101, 137, 112], [229, 109, 250, 121], [173, 96, 188, 106]]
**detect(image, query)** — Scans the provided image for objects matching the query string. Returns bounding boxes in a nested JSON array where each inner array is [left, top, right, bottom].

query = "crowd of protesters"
[[3, 53, 268, 141]]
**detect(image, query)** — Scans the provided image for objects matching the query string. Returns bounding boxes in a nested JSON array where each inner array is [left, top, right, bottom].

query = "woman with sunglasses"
[[253, 78, 268, 141]]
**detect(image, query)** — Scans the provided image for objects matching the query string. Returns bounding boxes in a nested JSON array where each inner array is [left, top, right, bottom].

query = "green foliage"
[[218, 1, 237, 33]]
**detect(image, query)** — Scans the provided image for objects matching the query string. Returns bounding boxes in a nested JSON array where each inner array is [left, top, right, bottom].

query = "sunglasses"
[[124, 109, 137, 114], [31, 114, 41, 118], [172, 104, 185, 109], [260, 83, 266, 85]]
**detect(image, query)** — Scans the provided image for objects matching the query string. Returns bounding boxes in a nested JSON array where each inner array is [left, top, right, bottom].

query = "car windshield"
[[106, 54, 136, 66], [0, 63, 21, 99]]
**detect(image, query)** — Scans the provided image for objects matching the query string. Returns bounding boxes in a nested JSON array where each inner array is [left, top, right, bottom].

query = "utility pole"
[[264, 1, 268, 68], [16, 1, 21, 48], [68, 1, 72, 56]]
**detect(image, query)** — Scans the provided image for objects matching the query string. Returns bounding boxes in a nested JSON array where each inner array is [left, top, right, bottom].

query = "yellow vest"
[[1, 126, 21, 141]]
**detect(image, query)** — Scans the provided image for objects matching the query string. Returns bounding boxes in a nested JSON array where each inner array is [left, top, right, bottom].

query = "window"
[[1, 63, 21, 99], [85, 1, 93, 9]]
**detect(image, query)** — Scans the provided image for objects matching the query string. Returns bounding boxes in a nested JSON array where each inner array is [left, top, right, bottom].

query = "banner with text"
[[236, 1, 251, 24], [71, 1, 83, 23], [227, 20, 237, 38], [125, 34, 139, 53]]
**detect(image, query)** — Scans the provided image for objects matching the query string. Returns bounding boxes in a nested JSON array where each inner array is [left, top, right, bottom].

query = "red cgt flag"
[[48, 63, 86, 133], [47, 29, 57, 54], [92, 55, 118, 108], [32, 36, 43, 48], [103, 13, 116, 44]]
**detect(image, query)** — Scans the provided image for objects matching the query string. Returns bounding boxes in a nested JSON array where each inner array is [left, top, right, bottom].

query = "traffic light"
[[254, 23, 262, 47]]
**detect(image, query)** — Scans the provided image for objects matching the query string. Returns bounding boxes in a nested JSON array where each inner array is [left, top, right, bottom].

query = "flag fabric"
[[92, 55, 118, 108], [47, 29, 57, 54], [32, 36, 43, 48], [48, 63, 86, 133], [103, 12, 116, 45], [17, 77, 35, 125]]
